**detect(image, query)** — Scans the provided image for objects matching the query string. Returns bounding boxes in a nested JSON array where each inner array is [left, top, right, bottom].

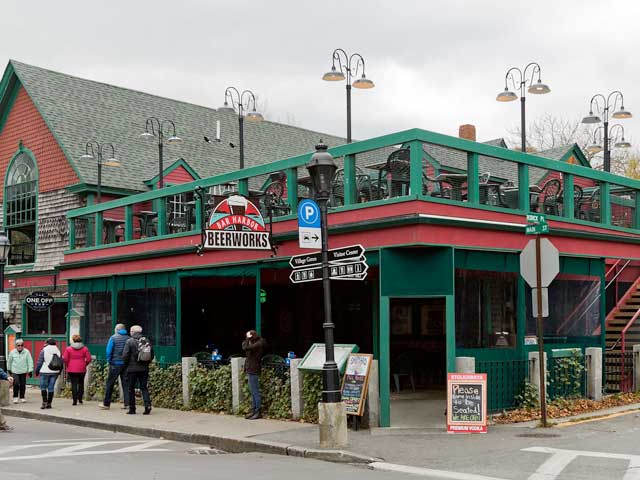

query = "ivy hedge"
[[148, 363, 183, 409], [189, 365, 233, 412]]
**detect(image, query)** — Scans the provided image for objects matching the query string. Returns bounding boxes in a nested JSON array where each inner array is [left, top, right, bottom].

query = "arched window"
[[4, 150, 37, 264]]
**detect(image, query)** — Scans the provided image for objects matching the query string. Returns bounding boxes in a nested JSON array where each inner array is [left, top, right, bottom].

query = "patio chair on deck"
[[331, 167, 373, 206], [262, 181, 291, 217], [540, 179, 562, 215], [379, 149, 410, 198]]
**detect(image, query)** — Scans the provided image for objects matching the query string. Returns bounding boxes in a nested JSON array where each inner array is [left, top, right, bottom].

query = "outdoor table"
[[103, 218, 124, 243], [479, 183, 502, 206], [434, 173, 467, 201], [134, 210, 158, 237]]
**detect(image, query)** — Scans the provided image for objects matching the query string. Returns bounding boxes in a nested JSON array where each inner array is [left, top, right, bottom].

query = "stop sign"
[[519, 238, 560, 288]]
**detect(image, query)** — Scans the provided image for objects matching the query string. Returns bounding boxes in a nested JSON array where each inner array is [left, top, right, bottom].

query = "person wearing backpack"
[[35, 338, 62, 409], [122, 325, 154, 415]]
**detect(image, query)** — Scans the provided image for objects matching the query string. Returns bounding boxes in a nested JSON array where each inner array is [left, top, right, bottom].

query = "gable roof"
[[5, 60, 347, 193]]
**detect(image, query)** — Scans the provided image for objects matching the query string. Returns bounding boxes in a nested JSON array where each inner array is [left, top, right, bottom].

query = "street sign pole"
[[535, 234, 548, 427]]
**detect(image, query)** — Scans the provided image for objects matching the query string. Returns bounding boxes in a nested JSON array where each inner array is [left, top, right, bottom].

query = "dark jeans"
[[68, 372, 86, 402], [39, 373, 58, 393], [12, 373, 27, 399], [103, 364, 128, 406], [127, 371, 151, 412], [247, 373, 261, 412]]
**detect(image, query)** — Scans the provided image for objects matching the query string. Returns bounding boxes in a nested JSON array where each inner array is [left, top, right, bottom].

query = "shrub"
[[148, 363, 183, 409], [189, 365, 233, 413], [86, 360, 112, 402], [302, 372, 322, 423]]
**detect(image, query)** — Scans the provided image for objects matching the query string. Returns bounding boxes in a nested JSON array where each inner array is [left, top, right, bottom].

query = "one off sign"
[[297, 199, 321, 249]]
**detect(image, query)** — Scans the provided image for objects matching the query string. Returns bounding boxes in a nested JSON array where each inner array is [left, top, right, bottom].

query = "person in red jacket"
[[62, 335, 92, 405]]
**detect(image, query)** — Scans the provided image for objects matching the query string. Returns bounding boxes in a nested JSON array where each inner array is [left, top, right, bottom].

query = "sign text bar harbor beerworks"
[[289, 244, 365, 269], [290, 261, 368, 283]]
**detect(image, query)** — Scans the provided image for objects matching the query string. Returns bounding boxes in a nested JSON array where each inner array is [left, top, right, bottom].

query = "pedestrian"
[[122, 325, 154, 415], [62, 334, 92, 406], [99, 323, 129, 410], [0, 368, 14, 431], [242, 329, 266, 420], [35, 338, 62, 409], [7, 339, 33, 403]]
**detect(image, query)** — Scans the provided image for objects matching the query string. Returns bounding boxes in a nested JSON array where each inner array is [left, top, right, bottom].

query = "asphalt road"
[[0, 417, 413, 480]]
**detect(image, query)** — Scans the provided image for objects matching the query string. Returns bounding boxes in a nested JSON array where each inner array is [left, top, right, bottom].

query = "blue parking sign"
[[297, 199, 321, 228]]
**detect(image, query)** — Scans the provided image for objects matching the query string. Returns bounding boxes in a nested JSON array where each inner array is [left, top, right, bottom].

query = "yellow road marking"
[[553, 408, 640, 427]]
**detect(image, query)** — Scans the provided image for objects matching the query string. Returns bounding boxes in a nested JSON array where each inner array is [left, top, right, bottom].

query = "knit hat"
[[46, 338, 56, 345]]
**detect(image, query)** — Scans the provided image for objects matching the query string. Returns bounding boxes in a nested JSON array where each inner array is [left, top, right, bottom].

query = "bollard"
[[85, 355, 96, 399], [455, 356, 475, 374], [634, 345, 640, 393], [289, 359, 304, 420], [367, 360, 380, 428], [230, 357, 245, 414], [528, 351, 548, 403], [0, 380, 9, 406], [182, 357, 197, 408], [585, 347, 603, 401]]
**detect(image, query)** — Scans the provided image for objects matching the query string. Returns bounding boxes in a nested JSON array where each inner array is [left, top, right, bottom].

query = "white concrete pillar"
[[182, 357, 197, 408], [456, 356, 476, 373], [54, 373, 63, 396], [528, 351, 548, 403], [231, 357, 245, 414], [0, 380, 9, 406], [367, 360, 380, 428], [289, 359, 304, 420], [318, 402, 348, 449], [633, 345, 640, 393], [585, 347, 603, 401], [84, 356, 96, 398]]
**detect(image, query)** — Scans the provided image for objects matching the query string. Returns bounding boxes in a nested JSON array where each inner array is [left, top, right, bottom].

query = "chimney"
[[459, 124, 476, 142]]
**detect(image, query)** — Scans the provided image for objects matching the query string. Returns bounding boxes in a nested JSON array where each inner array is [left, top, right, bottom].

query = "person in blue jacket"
[[99, 324, 129, 410], [0, 368, 14, 431]]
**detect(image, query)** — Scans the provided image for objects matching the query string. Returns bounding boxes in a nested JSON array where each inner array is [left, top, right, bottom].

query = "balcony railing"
[[66, 128, 640, 250]]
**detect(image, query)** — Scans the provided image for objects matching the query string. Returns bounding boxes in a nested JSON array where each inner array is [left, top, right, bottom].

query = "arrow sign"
[[290, 266, 323, 283], [328, 245, 365, 263], [289, 253, 322, 269], [290, 260, 369, 283]]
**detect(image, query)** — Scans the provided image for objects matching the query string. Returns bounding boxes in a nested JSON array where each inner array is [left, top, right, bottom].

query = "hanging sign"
[[341, 353, 373, 416], [0, 292, 9, 313], [203, 195, 271, 250], [446, 373, 487, 434], [25, 291, 55, 312]]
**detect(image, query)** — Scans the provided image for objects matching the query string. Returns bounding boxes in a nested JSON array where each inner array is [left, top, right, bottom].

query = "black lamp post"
[[80, 142, 120, 203], [219, 87, 264, 171], [586, 124, 632, 163], [581, 92, 632, 172], [496, 63, 551, 152], [0, 231, 11, 371], [140, 118, 183, 189], [307, 142, 340, 403], [322, 49, 375, 143]]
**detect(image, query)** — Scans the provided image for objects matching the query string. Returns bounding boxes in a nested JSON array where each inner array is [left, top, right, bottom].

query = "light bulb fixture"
[[527, 80, 551, 94], [352, 74, 375, 89], [322, 65, 345, 82], [581, 111, 602, 124], [496, 88, 518, 102]]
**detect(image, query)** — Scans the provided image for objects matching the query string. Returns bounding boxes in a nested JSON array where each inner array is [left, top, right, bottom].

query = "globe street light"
[[80, 142, 121, 203], [496, 62, 551, 152], [0, 231, 11, 371], [581, 91, 632, 172], [322, 49, 375, 143], [140, 118, 183, 189], [219, 87, 264, 170]]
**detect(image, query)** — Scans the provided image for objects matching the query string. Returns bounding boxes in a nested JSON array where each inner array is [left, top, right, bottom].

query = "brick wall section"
[[0, 86, 79, 200]]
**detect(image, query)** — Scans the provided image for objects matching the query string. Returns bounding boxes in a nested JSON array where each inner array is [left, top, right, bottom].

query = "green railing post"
[[157, 197, 167, 236], [563, 174, 574, 220], [409, 140, 423, 196], [343, 154, 356, 205], [68, 218, 76, 249], [467, 152, 479, 205], [600, 182, 611, 225], [518, 164, 530, 211], [635, 192, 640, 229], [124, 205, 133, 241], [86, 194, 95, 246], [286, 167, 298, 213], [195, 193, 203, 231], [238, 179, 249, 196], [95, 211, 103, 246]]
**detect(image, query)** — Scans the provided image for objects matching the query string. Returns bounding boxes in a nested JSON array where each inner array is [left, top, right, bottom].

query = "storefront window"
[[77, 292, 113, 345], [455, 269, 518, 348], [25, 301, 68, 336], [117, 288, 176, 346], [526, 274, 600, 338]]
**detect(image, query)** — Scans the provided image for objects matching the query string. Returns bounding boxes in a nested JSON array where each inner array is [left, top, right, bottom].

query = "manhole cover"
[[516, 433, 560, 438], [187, 448, 227, 455]]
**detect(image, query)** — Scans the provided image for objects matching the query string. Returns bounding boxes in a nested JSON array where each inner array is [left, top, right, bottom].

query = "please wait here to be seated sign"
[[446, 373, 487, 434]]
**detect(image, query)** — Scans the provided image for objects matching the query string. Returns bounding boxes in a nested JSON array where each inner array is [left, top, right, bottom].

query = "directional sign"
[[525, 223, 549, 235], [290, 260, 368, 283], [290, 266, 322, 283], [298, 199, 321, 249], [520, 238, 560, 288], [289, 252, 322, 269], [526, 213, 547, 224], [289, 245, 366, 269], [531, 288, 549, 317]]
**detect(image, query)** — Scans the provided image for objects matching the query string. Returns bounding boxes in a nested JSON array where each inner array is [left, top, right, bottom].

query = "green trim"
[[65, 183, 141, 196], [563, 174, 575, 220], [559, 144, 590, 168], [144, 158, 200, 188], [601, 182, 611, 225], [0, 64, 20, 135], [379, 294, 390, 427], [21, 297, 68, 338], [446, 294, 455, 373], [255, 264, 262, 335], [286, 167, 298, 213], [409, 140, 423, 195], [467, 152, 479, 205], [124, 205, 133, 241], [343, 154, 356, 205], [518, 164, 530, 211]]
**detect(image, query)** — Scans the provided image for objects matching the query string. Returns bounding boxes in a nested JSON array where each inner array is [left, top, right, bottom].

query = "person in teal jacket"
[[8, 339, 34, 403]]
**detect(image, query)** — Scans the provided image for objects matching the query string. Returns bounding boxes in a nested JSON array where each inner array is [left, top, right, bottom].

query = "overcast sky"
[[1, 0, 639, 150]]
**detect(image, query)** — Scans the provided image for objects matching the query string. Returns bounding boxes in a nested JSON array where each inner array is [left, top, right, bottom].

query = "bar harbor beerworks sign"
[[203, 195, 271, 250]]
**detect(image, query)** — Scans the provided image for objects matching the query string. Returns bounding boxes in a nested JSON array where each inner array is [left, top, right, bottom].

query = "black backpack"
[[48, 353, 63, 371], [137, 337, 153, 362]]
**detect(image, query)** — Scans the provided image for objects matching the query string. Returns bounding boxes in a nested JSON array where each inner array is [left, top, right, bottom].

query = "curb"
[[0, 407, 377, 464]]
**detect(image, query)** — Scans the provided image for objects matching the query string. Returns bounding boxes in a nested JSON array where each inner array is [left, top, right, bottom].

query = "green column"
[[446, 295, 456, 373], [286, 167, 298, 213], [600, 182, 611, 225], [563, 174, 574, 220], [518, 164, 530, 211], [175, 274, 182, 358], [124, 205, 133, 241], [156, 198, 167, 236], [467, 152, 479, 205], [343, 154, 356, 205], [238, 179, 249, 196], [69, 218, 76, 249], [255, 264, 262, 335], [379, 295, 391, 427], [409, 140, 423, 196], [95, 211, 103, 246], [195, 193, 203, 231], [86, 194, 95, 247], [635, 192, 640, 229]]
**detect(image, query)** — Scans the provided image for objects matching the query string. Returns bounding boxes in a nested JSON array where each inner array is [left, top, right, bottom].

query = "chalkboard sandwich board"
[[446, 373, 487, 433], [341, 353, 373, 416]]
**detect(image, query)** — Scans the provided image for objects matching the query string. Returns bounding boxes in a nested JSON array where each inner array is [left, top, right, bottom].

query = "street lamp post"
[[218, 88, 264, 170], [80, 142, 121, 203], [140, 118, 183, 189], [496, 63, 551, 152], [322, 49, 375, 143], [581, 92, 632, 172], [0, 232, 11, 371], [586, 124, 632, 162]]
